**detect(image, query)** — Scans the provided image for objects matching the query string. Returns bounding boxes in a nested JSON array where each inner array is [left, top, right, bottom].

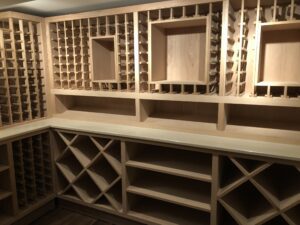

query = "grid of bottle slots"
[[0, 18, 46, 127], [0, 143, 14, 224], [12, 132, 53, 209], [138, 3, 222, 95], [54, 131, 122, 212], [225, 0, 300, 97], [50, 13, 135, 91]]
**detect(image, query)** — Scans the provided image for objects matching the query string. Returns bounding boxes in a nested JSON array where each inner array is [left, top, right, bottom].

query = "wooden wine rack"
[[50, 128, 300, 225], [53, 130, 122, 212], [12, 132, 53, 210], [49, 13, 135, 91], [138, 2, 222, 94], [0, 131, 54, 225], [0, 13, 46, 128], [0, 143, 16, 225]]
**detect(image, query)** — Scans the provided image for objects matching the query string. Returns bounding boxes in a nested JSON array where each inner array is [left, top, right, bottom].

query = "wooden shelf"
[[126, 142, 212, 182], [255, 22, 300, 91], [87, 156, 119, 192], [73, 173, 101, 203], [127, 168, 211, 212], [128, 194, 211, 225], [227, 104, 300, 131]]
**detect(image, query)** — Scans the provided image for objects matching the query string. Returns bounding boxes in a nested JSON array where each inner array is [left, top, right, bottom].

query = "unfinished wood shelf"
[[138, 3, 222, 94], [254, 21, 300, 98]]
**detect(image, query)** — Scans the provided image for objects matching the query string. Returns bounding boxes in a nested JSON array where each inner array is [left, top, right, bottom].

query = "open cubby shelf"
[[128, 194, 211, 225], [255, 21, 300, 97], [140, 99, 218, 126], [226, 104, 300, 131], [126, 167, 211, 212], [125, 142, 212, 182], [56, 95, 136, 119], [53, 130, 123, 212]]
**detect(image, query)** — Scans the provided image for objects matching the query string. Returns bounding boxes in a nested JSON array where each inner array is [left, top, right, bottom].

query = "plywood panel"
[[166, 26, 206, 82], [151, 26, 166, 81], [92, 36, 116, 81], [259, 29, 300, 83]]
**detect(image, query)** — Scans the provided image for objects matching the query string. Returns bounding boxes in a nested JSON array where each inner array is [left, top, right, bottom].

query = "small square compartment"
[[149, 17, 208, 84], [91, 36, 117, 81], [256, 21, 300, 86]]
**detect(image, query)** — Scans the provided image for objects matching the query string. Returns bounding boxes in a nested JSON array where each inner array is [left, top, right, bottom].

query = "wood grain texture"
[[260, 29, 300, 83], [91, 36, 117, 81]]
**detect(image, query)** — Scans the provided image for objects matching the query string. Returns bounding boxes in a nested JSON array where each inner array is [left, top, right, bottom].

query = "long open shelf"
[[128, 194, 211, 225], [126, 168, 211, 212], [226, 104, 300, 131], [125, 142, 212, 182]]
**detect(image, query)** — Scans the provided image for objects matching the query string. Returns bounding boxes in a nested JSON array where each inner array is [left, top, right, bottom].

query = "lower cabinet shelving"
[[127, 194, 211, 225], [3, 129, 299, 225]]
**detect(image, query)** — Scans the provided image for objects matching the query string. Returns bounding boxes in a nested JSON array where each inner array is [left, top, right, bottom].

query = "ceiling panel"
[[0, 0, 168, 16]]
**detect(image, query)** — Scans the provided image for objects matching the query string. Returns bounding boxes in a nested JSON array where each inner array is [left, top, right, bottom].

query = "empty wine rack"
[[49, 13, 135, 91], [53, 130, 123, 213], [0, 14, 47, 127], [12, 132, 53, 210], [218, 156, 300, 225], [138, 2, 222, 95], [0, 143, 16, 225], [50, 130, 300, 225], [221, 0, 300, 97]]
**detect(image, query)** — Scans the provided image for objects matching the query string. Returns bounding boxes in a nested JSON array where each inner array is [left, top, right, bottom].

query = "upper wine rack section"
[[47, 0, 300, 99], [0, 12, 47, 128], [49, 13, 135, 91]]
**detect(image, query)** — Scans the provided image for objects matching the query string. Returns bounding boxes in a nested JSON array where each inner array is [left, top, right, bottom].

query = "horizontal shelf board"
[[256, 81, 300, 87], [51, 89, 300, 108], [127, 211, 179, 225], [149, 80, 207, 85], [51, 89, 136, 99], [0, 190, 12, 201], [127, 186, 211, 212], [126, 160, 212, 182], [0, 165, 9, 173]]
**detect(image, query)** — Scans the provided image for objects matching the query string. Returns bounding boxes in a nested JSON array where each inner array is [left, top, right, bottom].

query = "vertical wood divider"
[[211, 154, 220, 225], [121, 141, 128, 213], [219, 0, 229, 96]]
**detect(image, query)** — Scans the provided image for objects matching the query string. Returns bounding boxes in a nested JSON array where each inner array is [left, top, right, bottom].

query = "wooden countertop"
[[0, 118, 299, 162]]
